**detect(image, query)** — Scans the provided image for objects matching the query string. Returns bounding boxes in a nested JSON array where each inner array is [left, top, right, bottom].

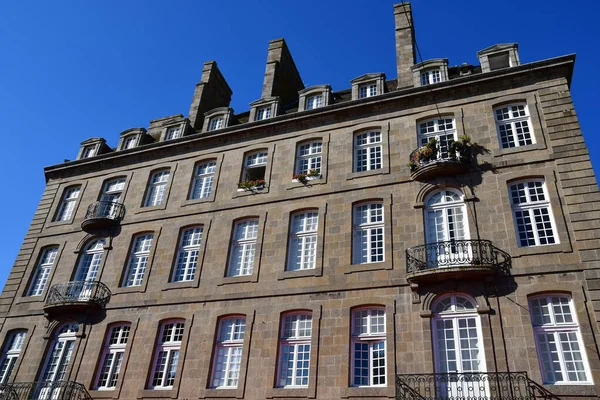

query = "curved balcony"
[[81, 201, 125, 233], [44, 281, 111, 314], [0, 380, 92, 400], [406, 239, 510, 284], [408, 149, 471, 180]]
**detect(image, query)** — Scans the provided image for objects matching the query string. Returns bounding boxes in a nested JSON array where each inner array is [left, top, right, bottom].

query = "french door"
[[39, 325, 78, 399], [72, 240, 105, 300], [100, 179, 125, 218]]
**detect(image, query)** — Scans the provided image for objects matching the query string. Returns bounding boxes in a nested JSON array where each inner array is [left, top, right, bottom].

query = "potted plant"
[[237, 179, 266, 191], [293, 173, 308, 183], [448, 134, 473, 162], [408, 138, 438, 171], [308, 169, 321, 178]]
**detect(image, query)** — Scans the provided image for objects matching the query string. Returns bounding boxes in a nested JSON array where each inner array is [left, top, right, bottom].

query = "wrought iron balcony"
[[81, 201, 125, 233], [406, 239, 511, 283], [396, 372, 560, 400], [408, 149, 471, 180], [44, 281, 111, 313], [0, 380, 92, 400]]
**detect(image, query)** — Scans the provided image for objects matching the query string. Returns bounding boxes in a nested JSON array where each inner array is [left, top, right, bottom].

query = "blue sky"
[[0, 0, 598, 289]]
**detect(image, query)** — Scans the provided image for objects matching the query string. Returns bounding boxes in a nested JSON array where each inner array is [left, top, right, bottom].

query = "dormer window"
[[165, 126, 182, 141], [420, 70, 441, 85], [81, 145, 96, 159], [306, 95, 323, 110], [298, 85, 332, 112], [488, 52, 510, 71], [118, 128, 148, 151], [208, 116, 224, 131], [256, 107, 271, 121], [359, 84, 377, 99], [122, 135, 137, 150], [477, 43, 520, 73], [78, 138, 109, 160]]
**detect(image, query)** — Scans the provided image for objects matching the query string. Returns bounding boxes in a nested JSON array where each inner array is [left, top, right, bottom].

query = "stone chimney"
[[260, 38, 304, 108], [188, 61, 233, 130], [394, 2, 417, 88]]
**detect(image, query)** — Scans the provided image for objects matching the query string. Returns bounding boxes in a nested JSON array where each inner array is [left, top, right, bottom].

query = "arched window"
[[41, 323, 79, 386], [277, 312, 312, 387], [417, 117, 456, 160], [352, 202, 384, 264], [74, 239, 105, 282], [54, 186, 81, 222], [287, 211, 318, 271], [227, 219, 258, 277], [172, 226, 204, 282], [27, 246, 58, 296], [350, 307, 386, 387], [149, 320, 184, 389], [211, 316, 246, 389], [189, 161, 216, 200], [95, 323, 131, 389], [431, 294, 487, 397], [0, 330, 27, 384]]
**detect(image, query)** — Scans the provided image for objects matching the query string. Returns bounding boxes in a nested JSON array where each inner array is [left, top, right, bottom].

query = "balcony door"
[[424, 189, 469, 267], [418, 118, 457, 161], [432, 294, 488, 399], [72, 239, 105, 300], [99, 178, 125, 218], [39, 324, 79, 399]]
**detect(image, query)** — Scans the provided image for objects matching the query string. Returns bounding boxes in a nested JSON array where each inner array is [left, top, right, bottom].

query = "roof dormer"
[[298, 85, 332, 111], [77, 138, 111, 160], [350, 73, 386, 100], [411, 58, 448, 87], [477, 43, 520, 73]]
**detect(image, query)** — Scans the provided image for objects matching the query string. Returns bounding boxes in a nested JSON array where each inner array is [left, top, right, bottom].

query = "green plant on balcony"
[[448, 134, 473, 162], [293, 173, 308, 183], [408, 138, 438, 171], [238, 179, 266, 190]]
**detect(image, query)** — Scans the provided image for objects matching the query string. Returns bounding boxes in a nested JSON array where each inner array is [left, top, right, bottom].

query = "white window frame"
[[172, 226, 203, 282], [305, 95, 323, 110], [420, 69, 441, 85], [529, 294, 593, 385], [81, 145, 96, 159], [358, 83, 377, 99], [95, 324, 131, 390], [165, 127, 182, 141], [294, 141, 322, 177], [41, 323, 79, 385], [353, 131, 382, 172], [122, 135, 138, 150], [28, 247, 58, 296], [55, 186, 81, 222], [418, 118, 457, 160], [144, 170, 170, 207], [494, 103, 535, 149], [287, 211, 318, 271], [277, 313, 312, 388], [241, 151, 268, 184], [74, 239, 105, 282], [351, 308, 386, 387], [0, 330, 26, 384], [352, 202, 384, 264], [227, 220, 258, 277], [189, 161, 216, 200], [208, 116, 224, 131], [149, 321, 184, 389], [122, 234, 154, 287], [255, 107, 272, 121], [211, 317, 246, 389], [509, 180, 558, 247]]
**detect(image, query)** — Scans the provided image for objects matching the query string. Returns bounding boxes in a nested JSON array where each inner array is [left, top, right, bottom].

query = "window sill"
[[135, 204, 168, 214], [278, 267, 323, 280], [198, 388, 243, 399], [265, 387, 313, 399], [492, 141, 546, 157], [216, 275, 257, 286], [136, 388, 177, 399], [14, 296, 45, 305], [161, 280, 199, 291], [232, 186, 269, 198], [286, 176, 326, 190], [343, 261, 393, 274], [509, 241, 572, 259], [340, 386, 394, 399], [347, 167, 389, 180], [45, 219, 76, 229], [112, 285, 145, 295], [88, 389, 119, 399], [180, 196, 215, 207]]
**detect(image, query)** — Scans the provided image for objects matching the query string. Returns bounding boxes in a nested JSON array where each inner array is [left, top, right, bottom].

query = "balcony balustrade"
[[406, 239, 511, 284], [408, 148, 471, 180], [0, 380, 91, 400], [81, 201, 125, 233], [44, 281, 111, 314]]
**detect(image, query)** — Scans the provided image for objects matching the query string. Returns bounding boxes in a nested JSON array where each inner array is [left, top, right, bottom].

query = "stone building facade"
[[0, 2, 599, 399]]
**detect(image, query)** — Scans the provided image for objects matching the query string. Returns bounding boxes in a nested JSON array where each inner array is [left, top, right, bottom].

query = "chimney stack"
[[260, 38, 304, 108], [188, 61, 233, 130], [394, 2, 417, 88]]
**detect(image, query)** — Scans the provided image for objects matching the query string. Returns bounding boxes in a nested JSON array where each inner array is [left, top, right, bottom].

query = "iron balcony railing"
[[408, 148, 470, 173], [45, 281, 111, 309], [84, 201, 125, 223], [396, 372, 561, 400], [406, 239, 511, 276], [0, 380, 92, 400]]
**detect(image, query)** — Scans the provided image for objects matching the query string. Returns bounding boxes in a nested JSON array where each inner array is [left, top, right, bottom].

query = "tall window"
[[278, 313, 312, 388], [189, 161, 216, 200], [122, 135, 137, 150], [529, 294, 591, 384], [358, 83, 377, 99], [165, 127, 182, 141], [227, 220, 258, 277], [41, 324, 79, 385], [351, 308, 386, 387], [418, 118, 456, 160], [55, 186, 81, 222], [208, 116, 224, 131], [354, 131, 382, 172], [144, 170, 170, 207], [494, 103, 534, 149], [255, 107, 271, 121], [295, 141, 322, 176], [287, 211, 318, 271], [212, 317, 246, 389], [74, 239, 105, 282], [172, 227, 203, 282], [122, 234, 154, 287], [241, 151, 267, 183], [305, 95, 323, 110], [149, 321, 184, 389], [0, 330, 27, 384], [421, 70, 441, 85], [96, 324, 131, 390], [27, 247, 58, 296], [509, 180, 557, 247], [352, 202, 384, 264], [101, 178, 125, 204]]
